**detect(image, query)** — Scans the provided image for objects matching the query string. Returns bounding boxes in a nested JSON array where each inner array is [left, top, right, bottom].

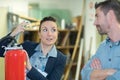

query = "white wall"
[[0, 7, 8, 38], [84, 0, 96, 62], [0, 1, 28, 16]]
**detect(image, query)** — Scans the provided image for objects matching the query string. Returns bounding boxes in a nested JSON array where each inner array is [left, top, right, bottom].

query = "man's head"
[[94, 0, 120, 35], [95, 0, 120, 23]]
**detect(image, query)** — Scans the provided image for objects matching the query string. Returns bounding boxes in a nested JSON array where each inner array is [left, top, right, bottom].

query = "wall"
[[67, 0, 84, 17], [0, 1, 28, 16], [0, 7, 8, 38], [28, 0, 83, 17], [84, 0, 96, 62]]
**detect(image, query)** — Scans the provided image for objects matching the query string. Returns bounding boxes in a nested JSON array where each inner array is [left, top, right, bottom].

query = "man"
[[81, 0, 120, 80]]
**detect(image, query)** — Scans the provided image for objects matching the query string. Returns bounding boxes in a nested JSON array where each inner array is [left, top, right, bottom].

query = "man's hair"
[[95, 0, 120, 23], [39, 16, 56, 31]]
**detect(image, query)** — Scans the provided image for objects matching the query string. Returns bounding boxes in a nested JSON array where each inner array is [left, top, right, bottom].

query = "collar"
[[35, 44, 57, 58], [106, 37, 120, 46]]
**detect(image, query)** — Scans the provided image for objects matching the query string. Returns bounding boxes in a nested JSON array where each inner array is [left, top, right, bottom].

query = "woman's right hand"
[[10, 21, 29, 37]]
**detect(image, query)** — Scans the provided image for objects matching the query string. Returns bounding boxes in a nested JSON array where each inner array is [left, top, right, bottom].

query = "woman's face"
[[39, 21, 58, 46]]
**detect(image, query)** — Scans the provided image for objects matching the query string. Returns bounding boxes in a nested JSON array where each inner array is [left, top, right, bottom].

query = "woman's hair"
[[39, 16, 56, 31], [95, 0, 120, 23]]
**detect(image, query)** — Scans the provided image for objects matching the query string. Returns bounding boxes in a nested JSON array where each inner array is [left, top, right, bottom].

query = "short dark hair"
[[95, 0, 120, 23], [39, 16, 56, 31]]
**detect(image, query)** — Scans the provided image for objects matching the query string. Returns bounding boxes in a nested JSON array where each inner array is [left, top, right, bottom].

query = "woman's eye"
[[43, 29, 47, 32], [51, 29, 57, 32]]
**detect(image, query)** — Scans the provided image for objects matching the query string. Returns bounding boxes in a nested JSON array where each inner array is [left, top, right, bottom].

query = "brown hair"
[[39, 16, 56, 31], [95, 0, 120, 23]]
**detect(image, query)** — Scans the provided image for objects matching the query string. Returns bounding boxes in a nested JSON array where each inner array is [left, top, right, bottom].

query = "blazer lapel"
[[45, 57, 56, 74]]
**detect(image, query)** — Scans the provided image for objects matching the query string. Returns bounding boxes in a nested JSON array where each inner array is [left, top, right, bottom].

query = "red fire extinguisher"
[[4, 45, 26, 80]]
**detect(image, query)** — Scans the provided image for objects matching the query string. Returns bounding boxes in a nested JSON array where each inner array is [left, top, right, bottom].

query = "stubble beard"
[[96, 25, 106, 35]]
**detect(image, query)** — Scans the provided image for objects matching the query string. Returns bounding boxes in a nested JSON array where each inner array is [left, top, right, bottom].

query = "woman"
[[0, 16, 66, 80]]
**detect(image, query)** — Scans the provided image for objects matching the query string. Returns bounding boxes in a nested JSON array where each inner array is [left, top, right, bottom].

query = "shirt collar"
[[106, 37, 120, 46], [35, 44, 57, 58]]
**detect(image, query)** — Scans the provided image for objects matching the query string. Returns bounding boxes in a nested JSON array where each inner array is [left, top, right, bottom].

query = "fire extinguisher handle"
[[7, 37, 17, 47], [3, 45, 23, 56]]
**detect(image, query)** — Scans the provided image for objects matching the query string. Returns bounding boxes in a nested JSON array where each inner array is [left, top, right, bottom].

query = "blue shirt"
[[27, 44, 57, 80], [81, 37, 120, 80]]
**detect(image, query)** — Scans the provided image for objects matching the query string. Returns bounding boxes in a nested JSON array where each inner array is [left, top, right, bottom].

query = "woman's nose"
[[48, 30, 52, 35]]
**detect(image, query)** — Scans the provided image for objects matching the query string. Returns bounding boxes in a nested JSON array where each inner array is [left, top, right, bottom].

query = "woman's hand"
[[10, 21, 29, 37], [25, 52, 32, 70]]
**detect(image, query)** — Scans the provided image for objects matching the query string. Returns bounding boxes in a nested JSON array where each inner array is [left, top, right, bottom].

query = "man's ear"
[[107, 10, 116, 23]]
